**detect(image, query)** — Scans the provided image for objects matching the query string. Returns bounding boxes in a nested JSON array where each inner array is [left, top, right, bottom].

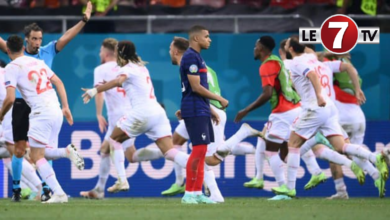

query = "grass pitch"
[[1, 198, 389, 220]]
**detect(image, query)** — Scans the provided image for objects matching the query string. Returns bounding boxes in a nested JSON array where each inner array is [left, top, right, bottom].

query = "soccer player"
[[162, 37, 257, 202], [272, 38, 388, 198], [80, 38, 134, 199], [0, 2, 92, 201], [177, 26, 229, 204], [82, 40, 190, 203], [0, 35, 74, 203]]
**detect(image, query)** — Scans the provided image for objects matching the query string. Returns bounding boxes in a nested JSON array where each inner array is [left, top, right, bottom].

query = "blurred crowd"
[[0, 0, 388, 16], [0, 0, 370, 9]]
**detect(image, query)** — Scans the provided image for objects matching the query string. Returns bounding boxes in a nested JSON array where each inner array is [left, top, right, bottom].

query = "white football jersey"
[[119, 62, 159, 110], [4, 56, 59, 111], [289, 53, 340, 109], [94, 61, 132, 118], [0, 67, 6, 107]]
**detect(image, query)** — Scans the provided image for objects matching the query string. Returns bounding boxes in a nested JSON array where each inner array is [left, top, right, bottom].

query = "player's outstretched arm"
[[0, 87, 15, 122], [55, 1, 92, 52], [307, 71, 326, 107], [0, 37, 6, 53], [51, 74, 74, 125], [82, 75, 126, 103], [339, 62, 366, 105], [187, 74, 229, 109], [234, 85, 272, 123]]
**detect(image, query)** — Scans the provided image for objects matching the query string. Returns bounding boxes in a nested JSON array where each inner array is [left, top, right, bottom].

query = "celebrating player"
[[82, 40, 190, 203], [0, 2, 92, 202], [0, 35, 74, 203], [80, 38, 134, 199], [271, 38, 388, 198]]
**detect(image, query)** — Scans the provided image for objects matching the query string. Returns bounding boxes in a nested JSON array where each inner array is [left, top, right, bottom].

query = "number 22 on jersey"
[[28, 68, 53, 94]]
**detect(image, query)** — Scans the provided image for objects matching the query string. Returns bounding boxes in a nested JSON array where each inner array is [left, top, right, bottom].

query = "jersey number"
[[116, 87, 126, 97], [146, 76, 155, 99], [314, 66, 331, 97], [28, 68, 53, 94]]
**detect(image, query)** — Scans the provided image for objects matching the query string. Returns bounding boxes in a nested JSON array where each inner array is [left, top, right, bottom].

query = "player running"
[[271, 38, 388, 198], [82, 40, 190, 202], [0, 35, 74, 203], [80, 38, 135, 199]]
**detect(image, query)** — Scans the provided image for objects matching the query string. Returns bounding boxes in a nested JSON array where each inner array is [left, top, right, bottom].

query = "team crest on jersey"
[[5, 81, 10, 85], [189, 64, 198, 73]]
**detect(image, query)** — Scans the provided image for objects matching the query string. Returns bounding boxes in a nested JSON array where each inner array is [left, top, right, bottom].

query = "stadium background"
[[0, 1, 390, 198]]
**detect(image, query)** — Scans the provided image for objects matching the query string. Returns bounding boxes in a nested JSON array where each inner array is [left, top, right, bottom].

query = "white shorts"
[[265, 107, 301, 144], [207, 105, 227, 156], [174, 105, 227, 156], [292, 103, 343, 139], [28, 108, 63, 149], [104, 114, 124, 141], [2, 108, 13, 144], [335, 101, 366, 144], [117, 107, 171, 141]]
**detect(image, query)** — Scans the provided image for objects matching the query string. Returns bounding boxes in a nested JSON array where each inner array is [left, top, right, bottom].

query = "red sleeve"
[[259, 61, 281, 87]]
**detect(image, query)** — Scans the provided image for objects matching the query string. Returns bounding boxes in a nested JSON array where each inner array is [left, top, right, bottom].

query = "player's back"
[[179, 48, 210, 118], [120, 62, 158, 111], [94, 61, 131, 116], [5, 56, 59, 111], [290, 53, 332, 109]]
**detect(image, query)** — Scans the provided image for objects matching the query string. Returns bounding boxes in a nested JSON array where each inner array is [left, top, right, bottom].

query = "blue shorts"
[[184, 116, 214, 146]]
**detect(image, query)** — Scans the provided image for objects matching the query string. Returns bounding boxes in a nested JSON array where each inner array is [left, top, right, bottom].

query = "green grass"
[[1, 198, 390, 220]]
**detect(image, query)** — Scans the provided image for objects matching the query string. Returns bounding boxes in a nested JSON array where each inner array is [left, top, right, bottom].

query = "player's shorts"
[[335, 101, 366, 145], [292, 103, 343, 140], [265, 107, 301, 144], [184, 116, 214, 146], [28, 108, 63, 149], [104, 114, 125, 141], [12, 98, 31, 142], [175, 105, 226, 156], [117, 106, 171, 141], [2, 108, 13, 144]]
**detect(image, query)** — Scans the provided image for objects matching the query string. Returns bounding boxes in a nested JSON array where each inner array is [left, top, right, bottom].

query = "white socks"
[[255, 138, 266, 180], [44, 148, 67, 160], [266, 151, 286, 186], [301, 150, 322, 175], [352, 156, 380, 180], [287, 147, 300, 190], [109, 138, 127, 182], [36, 158, 65, 195], [22, 159, 42, 190], [231, 142, 255, 155], [132, 147, 163, 162], [95, 153, 111, 191], [343, 144, 377, 164], [314, 147, 352, 167], [334, 178, 347, 194], [203, 165, 222, 198], [220, 125, 252, 152], [173, 145, 185, 186]]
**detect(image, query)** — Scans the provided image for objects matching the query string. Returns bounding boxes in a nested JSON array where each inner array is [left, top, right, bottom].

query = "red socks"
[[185, 144, 207, 193]]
